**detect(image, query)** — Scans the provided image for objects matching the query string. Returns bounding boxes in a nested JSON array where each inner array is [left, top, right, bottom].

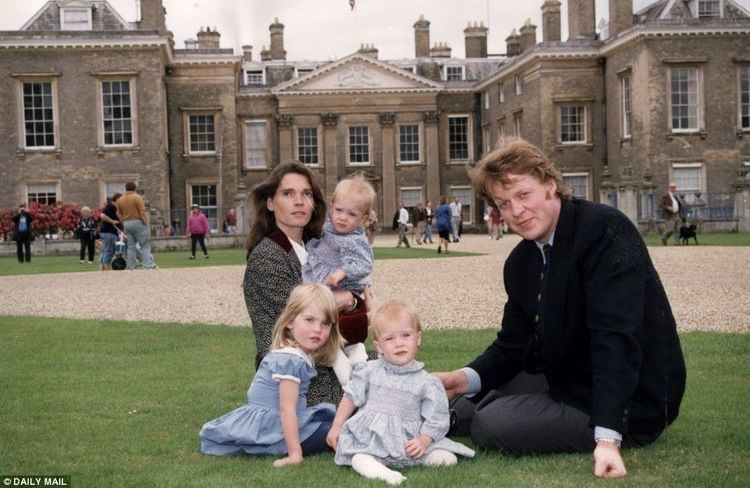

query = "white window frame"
[[514, 112, 523, 138], [347, 126, 371, 165], [295, 126, 321, 166], [17, 77, 59, 150], [697, 0, 722, 18], [740, 65, 750, 130], [447, 114, 472, 162], [97, 76, 138, 148], [398, 123, 422, 164], [483, 91, 489, 111], [497, 118, 506, 141], [498, 82, 505, 103], [559, 105, 588, 144], [245, 69, 265, 85], [562, 172, 590, 200], [669, 66, 703, 133], [295, 67, 314, 78], [187, 181, 220, 233], [244, 119, 269, 169], [26, 182, 60, 206], [482, 125, 490, 153], [99, 179, 130, 203], [670, 163, 704, 204], [450, 186, 473, 224], [621, 74, 632, 138], [60, 7, 92, 31], [185, 111, 219, 155], [444, 65, 465, 81], [400, 187, 423, 213], [515, 74, 523, 95]]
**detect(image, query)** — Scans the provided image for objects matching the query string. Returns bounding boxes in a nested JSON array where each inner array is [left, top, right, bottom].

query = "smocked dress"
[[200, 347, 336, 456], [334, 358, 475, 467]]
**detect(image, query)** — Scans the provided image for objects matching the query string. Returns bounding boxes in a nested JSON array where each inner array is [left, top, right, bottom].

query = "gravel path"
[[1, 234, 748, 333]]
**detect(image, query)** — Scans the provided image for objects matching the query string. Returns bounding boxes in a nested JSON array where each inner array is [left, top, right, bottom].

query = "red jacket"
[[186, 212, 210, 235]]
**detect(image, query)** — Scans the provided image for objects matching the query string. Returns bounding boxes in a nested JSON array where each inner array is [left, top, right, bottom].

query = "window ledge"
[[182, 153, 220, 159], [17, 148, 62, 160], [555, 143, 594, 152], [619, 137, 632, 147], [396, 161, 425, 167], [96, 145, 140, 156], [346, 163, 374, 168], [666, 131, 707, 141], [736, 128, 750, 139], [243, 167, 270, 172], [447, 159, 471, 165]]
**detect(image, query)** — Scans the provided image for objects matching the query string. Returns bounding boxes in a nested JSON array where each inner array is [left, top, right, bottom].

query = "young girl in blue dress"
[[200, 283, 341, 467], [326, 300, 474, 485]]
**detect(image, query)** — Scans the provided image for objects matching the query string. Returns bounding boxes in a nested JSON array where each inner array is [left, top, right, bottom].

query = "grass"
[[0, 246, 477, 276], [641, 231, 750, 246], [1, 316, 748, 487]]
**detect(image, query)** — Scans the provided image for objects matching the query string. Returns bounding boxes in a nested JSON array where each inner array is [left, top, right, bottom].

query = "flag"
[[350, 0, 355, 10]]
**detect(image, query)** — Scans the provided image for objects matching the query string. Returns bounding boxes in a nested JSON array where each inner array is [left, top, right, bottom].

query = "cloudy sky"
[[1, 0, 748, 60]]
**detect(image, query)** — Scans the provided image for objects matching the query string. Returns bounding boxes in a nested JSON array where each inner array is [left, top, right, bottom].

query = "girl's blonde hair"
[[332, 173, 376, 217], [81, 206, 91, 213], [370, 300, 422, 339], [270, 283, 341, 366]]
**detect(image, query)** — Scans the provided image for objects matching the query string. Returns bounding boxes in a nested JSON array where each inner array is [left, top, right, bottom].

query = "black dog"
[[679, 224, 698, 245]]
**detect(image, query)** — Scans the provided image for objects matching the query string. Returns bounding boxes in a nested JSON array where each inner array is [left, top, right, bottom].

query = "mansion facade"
[[1, 0, 750, 232]]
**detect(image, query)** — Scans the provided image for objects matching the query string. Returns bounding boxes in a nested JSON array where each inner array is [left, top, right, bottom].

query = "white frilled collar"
[[272, 346, 315, 368]]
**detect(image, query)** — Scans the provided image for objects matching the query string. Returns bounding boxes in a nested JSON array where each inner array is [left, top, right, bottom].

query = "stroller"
[[111, 233, 127, 270]]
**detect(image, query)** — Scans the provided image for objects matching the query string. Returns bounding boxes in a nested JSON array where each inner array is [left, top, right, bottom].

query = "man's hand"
[[433, 370, 469, 400], [593, 442, 627, 478], [404, 434, 433, 459]]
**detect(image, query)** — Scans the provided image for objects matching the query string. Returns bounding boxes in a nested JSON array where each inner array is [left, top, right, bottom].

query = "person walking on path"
[[413, 203, 426, 245], [396, 203, 410, 248], [660, 182, 684, 246], [11, 203, 34, 263], [449, 197, 462, 243], [423, 201, 434, 244], [186, 204, 210, 259], [116, 181, 157, 270], [435, 197, 452, 254]]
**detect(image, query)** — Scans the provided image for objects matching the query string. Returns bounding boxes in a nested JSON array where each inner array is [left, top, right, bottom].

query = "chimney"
[[519, 19, 537, 52], [270, 18, 286, 61], [505, 29, 521, 56], [197, 26, 221, 49], [138, 0, 167, 34], [242, 45, 253, 62], [541, 0, 562, 42], [608, 0, 633, 38], [464, 21, 488, 58], [358, 43, 379, 59], [568, 0, 596, 40], [414, 15, 430, 58], [430, 42, 452, 58], [260, 45, 271, 61]]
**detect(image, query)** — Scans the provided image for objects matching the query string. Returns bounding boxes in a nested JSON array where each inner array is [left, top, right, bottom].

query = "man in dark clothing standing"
[[11, 203, 34, 263]]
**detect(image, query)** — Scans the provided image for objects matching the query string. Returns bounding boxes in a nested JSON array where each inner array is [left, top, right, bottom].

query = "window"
[[105, 182, 126, 199], [400, 187, 423, 215], [483, 126, 490, 153], [670, 67, 699, 131], [560, 106, 586, 143], [296, 68, 313, 77], [27, 183, 58, 205], [741, 66, 750, 130], [244, 120, 267, 168], [450, 186, 472, 223], [101, 80, 133, 146], [498, 82, 505, 103], [563, 173, 589, 200], [698, 0, 720, 18], [515, 74, 523, 95], [483, 92, 489, 111], [622, 75, 632, 138], [22, 81, 56, 148], [296, 127, 319, 165], [445, 66, 465, 81], [514, 112, 522, 137], [349, 126, 370, 164], [399, 125, 420, 163], [245, 69, 265, 85], [60, 8, 92, 30], [190, 184, 218, 231], [498, 119, 506, 140], [671, 164, 703, 203], [448, 115, 470, 160], [189, 114, 216, 153]]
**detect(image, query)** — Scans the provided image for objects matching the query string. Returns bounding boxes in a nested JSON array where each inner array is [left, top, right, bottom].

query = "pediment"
[[273, 53, 441, 94]]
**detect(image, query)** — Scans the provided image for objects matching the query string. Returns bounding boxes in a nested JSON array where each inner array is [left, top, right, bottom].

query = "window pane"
[[349, 126, 369, 164], [189, 114, 216, 152], [448, 117, 469, 160], [191, 185, 218, 230], [297, 127, 318, 165], [561, 106, 585, 143], [450, 187, 472, 223], [399, 125, 420, 162], [245, 121, 267, 168], [22, 82, 54, 147]]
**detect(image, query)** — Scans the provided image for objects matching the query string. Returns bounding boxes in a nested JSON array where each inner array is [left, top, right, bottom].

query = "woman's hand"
[[272, 453, 303, 468], [362, 285, 376, 313]]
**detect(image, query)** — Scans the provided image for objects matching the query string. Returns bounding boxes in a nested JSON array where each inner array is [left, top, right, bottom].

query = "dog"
[[679, 224, 698, 245]]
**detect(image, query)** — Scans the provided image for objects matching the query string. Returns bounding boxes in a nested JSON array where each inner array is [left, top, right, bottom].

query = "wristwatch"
[[596, 438, 622, 448]]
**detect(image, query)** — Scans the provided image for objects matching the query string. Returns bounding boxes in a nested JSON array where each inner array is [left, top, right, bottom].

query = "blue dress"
[[199, 347, 336, 456], [435, 204, 452, 233], [334, 359, 475, 467]]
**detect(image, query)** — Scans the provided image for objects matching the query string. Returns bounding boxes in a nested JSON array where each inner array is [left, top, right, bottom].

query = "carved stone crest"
[[320, 113, 339, 126], [379, 112, 395, 125], [423, 110, 440, 124], [337, 64, 379, 88], [276, 114, 293, 128]]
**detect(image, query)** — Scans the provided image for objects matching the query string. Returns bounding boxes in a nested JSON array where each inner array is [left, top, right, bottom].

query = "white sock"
[[423, 449, 457, 467], [344, 342, 368, 364], [332, 348, 352, 385], [351, 453, 406, 486]]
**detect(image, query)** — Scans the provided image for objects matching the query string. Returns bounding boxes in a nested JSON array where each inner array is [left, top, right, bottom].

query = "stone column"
[[735, 179, 750, 232], [380, 112, 396, 227], [321, 113, 339, 198], [423, 110, 441, 205], [276, 114, 294, 162], [618, 183, 639, 225], [235, 180, 248, 235]]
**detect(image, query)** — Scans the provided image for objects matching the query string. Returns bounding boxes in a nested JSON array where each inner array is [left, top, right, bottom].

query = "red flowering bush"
[[1, 202, 101, 240]]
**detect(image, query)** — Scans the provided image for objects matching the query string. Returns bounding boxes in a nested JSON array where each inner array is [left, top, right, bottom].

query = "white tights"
[[351, 450, 457, 486]]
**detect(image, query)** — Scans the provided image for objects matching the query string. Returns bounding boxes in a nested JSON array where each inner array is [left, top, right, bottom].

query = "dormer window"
[[444, 66, 465, 81], [698, 0, 721, 18], [295, 68, 313, 78], [245, 69, 265, 85], [60, 7, 92, 30]]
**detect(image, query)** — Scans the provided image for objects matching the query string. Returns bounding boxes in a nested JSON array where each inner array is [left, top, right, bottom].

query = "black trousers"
[[451, 373, 661, 454], [191, 233, 207, 256], [16, 233, 31, 262], [80, 235, 95, 261]]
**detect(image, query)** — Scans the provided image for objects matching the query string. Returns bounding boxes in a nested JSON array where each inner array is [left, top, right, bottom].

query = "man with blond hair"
[[436, 139, 686, 478]]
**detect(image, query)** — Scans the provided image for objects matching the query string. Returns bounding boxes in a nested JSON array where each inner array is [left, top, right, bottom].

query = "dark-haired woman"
[[242, 161, 370, 406]]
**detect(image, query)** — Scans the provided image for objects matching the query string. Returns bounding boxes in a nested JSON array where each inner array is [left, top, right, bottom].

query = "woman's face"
[[267, 173, 315, 237]]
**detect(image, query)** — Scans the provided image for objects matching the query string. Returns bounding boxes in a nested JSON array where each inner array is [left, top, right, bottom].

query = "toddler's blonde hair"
[[370, 299, 422, 339], [332, 173, 376, 217], [271, 283, 341, 366]]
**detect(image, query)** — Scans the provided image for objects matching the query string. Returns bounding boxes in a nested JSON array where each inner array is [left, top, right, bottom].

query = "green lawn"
[[1, 316, 748, 487], [0, 246, 477, 276], [641, 231, 750, 246]]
